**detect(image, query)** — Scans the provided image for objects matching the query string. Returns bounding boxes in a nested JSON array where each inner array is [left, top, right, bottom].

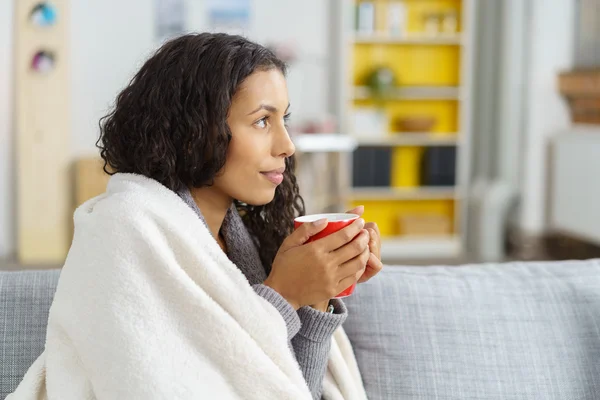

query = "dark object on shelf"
[[421, 146, 456, 186], [353, 146, 391, 187]]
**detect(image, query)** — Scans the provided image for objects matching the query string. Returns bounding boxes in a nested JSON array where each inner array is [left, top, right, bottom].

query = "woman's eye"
[[255, 117, 268, 129]]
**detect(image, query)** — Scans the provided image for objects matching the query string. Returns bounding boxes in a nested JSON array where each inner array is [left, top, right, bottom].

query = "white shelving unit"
[[354, 133, 460, 146], [354, 85, 463, 100], [354, 33, 463, 45], [381, 235, 462, 259], [293, 133, 358, 153], [350, 186, 458, 200], [330, 0, 476, 260]]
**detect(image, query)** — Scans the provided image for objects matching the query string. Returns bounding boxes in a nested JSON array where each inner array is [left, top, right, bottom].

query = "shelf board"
[[353, 133, 459, 146], [350, 186, 457, 200], [381, 235, 461, 260], [293, 133, 358, 153], [354, 86, 461, 101], [354, 33, 462, 45]]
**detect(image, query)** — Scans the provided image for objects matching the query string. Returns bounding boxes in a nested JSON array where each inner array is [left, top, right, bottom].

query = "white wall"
[[0, 0, 15, 258], [518, 0, 574, 234], [0, 0, 331, 257], [72, 0, 330, 157], [71, 0, 156, 156], [247, 0, 330, 123]]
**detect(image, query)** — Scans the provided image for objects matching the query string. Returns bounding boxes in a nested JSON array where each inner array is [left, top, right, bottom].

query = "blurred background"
[[1, 0, 599, 270]]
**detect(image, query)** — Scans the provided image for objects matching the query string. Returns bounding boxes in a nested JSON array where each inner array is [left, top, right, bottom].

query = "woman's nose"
[[275, 127, 295, 158]]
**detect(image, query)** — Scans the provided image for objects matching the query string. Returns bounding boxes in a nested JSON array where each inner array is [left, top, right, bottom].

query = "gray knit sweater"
[[178, 189, 347, 399]]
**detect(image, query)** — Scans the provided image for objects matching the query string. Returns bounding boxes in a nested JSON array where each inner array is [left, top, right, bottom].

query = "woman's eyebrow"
[[247, 103, 291, 115]]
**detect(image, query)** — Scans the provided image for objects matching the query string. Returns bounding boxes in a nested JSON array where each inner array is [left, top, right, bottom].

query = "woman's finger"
[[346, 205, 364, 217], [319, 218, 365, 252], [367, 228, 381, 259], [358, 252, 384, 283], [364, 222, 380, 240]]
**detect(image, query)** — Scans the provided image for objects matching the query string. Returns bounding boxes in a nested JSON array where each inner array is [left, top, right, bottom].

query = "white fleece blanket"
[[9, 173, 367, 400]]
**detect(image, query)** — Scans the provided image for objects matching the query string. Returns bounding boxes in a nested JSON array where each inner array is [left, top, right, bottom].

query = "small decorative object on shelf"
[[356, 1, 375, 34], [296, 114, 337, 135], [387, 1, 407, 37], [29, 2, 57, 27], [423, 13, 441, 37], [352, 107, 388, 138], [366, 66, 396, 98], [442, 10, 458, 34], [397, 116, 437, 132], [31, 50, 55, 73]]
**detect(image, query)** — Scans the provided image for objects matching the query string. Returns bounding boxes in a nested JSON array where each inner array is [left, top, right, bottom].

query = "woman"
[[10, 33, 382, 400]]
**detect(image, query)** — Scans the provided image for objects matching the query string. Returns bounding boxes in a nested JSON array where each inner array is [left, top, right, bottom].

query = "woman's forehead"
[[233, 70, 288, 109]]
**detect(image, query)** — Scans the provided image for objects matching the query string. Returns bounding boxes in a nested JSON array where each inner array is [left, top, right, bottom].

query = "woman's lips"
[[260, 171, 284, 185], [260, 167, 285, 185]]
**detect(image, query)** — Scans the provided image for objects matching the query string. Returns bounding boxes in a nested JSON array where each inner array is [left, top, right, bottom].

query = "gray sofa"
[[2, 260, 600, 399]]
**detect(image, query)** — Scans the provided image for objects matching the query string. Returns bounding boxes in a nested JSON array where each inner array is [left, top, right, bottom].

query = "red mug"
[[294, 213, 360, 298]]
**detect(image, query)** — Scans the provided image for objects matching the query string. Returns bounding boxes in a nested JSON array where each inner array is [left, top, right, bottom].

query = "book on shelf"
[[352, 146, 392, 188], [420, 146, 457, 186]]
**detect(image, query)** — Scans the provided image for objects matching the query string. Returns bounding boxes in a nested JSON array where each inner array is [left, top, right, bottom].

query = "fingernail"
[[358, 218, 365, 228], [313, 218, 328, 227]]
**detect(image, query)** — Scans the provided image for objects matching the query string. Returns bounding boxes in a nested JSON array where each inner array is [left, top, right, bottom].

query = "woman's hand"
[[346, 206, 384, 284], [264, 217, 370, 310]]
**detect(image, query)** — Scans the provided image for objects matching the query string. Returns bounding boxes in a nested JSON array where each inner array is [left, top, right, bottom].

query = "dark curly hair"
[[97, 32, 305, 269]]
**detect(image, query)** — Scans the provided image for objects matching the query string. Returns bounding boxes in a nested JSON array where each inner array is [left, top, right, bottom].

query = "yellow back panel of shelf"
[[354, 44, 460, 87], [350, 199, 456, 237], [391, 146, 422, 187]]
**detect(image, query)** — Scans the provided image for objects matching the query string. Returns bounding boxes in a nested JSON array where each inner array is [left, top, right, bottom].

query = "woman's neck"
[[189, 186, 232, 243]]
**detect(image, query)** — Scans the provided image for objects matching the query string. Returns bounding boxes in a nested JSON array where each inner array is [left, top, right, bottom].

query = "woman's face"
[[214, 68, 295, 206]]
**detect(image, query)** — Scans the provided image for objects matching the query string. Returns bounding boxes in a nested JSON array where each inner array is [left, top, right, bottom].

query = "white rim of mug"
[[294, 213, 360, 223]]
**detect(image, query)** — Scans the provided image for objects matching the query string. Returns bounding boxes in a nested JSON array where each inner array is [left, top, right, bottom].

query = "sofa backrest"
[[0, 270, 60, 399], [5, 260, 600, 400], [344, 259, 600, 400]]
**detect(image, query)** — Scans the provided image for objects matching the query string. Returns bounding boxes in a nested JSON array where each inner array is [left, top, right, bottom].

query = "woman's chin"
[[238, 190, 276, 207]]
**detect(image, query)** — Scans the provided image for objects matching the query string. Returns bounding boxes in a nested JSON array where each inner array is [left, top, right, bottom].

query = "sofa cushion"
[[344, 260, 600, 400], [0, 270, 60, 399]]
